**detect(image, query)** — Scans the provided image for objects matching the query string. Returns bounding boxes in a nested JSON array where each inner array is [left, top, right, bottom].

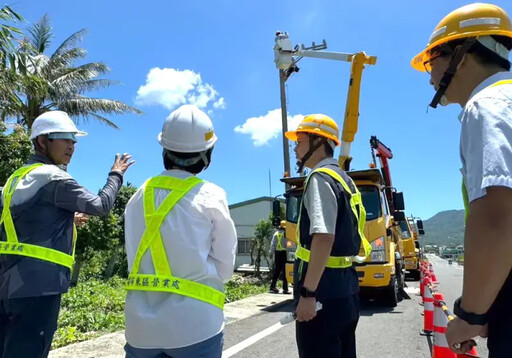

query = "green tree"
[[72, 184, 138, 284], [250, 217, 274, 276], [2, 14, 141, 128], [0, 122, 32, 186]]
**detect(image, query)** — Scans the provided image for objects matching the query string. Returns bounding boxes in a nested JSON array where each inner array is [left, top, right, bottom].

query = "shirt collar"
[[458, 71, 512, 121], [468, 71, 512, 100], [28, 153, 54, 165], [311, 157, 338, 171]]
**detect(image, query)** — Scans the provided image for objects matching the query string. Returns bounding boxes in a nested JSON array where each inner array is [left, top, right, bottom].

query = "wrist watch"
[[453, 297, 487, 326], [300, 286, 316, 298]]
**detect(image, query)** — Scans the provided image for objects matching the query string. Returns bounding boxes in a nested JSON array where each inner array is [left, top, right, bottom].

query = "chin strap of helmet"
[[296, 135, 326, 173], [430, 37, 477, 108]]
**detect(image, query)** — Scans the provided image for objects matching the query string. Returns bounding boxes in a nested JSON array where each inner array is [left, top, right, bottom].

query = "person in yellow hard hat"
[[285, 114, 368, 358], [412, 3, 512, 356], [269, 220, 289, 294]]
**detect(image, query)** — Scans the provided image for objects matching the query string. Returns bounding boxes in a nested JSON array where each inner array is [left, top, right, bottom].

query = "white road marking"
[[404, 286, 420, 295], [222, 321, 286, 358]]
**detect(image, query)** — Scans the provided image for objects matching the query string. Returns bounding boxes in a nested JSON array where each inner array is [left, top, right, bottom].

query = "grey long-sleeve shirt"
[[0, 154, 123, 299]]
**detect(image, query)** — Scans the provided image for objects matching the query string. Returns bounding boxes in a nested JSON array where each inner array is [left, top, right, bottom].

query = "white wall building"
[[229, 196, 282, 270]]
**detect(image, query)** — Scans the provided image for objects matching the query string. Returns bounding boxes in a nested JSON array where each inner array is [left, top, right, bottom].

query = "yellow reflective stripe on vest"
[[276, 232, 286, 251], [295, 245, 352, 268], [296, 167, 372, 268], [461, 79, 512, 222], [310, 168, 372, 259], [0, 163, 77, 269], [126, 274, 226, 309], [126, 175, 226, 309]]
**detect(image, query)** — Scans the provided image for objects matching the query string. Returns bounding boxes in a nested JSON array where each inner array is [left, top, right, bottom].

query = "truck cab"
[[348, 169, 405, 307], [400, 219, 421, 281]]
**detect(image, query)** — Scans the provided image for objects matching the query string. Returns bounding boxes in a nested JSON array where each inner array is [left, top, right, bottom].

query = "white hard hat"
[[30, 111, 87, 140], [158, 105, 217, 153]]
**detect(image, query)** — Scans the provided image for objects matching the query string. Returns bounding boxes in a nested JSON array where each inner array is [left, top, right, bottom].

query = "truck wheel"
[[386, 275, 399, 307], [397, 266, 405, 291]]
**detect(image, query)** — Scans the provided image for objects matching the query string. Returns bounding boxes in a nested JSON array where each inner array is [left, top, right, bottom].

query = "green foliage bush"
[[53, 274, 270, 348], [53, 277, 126, 348]]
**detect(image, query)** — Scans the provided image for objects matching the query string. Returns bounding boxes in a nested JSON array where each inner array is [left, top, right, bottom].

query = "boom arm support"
[[274, 32, 377, 174], [339, 52, 377, 171]]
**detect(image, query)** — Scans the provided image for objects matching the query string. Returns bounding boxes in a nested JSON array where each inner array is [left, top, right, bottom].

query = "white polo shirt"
[[124, 169, 237, 349], [459, 71, 512, 203]]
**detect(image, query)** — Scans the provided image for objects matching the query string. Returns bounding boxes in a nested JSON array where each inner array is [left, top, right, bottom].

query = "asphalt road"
[[222, 281, 432, 358], [427, 254, 488, 357]]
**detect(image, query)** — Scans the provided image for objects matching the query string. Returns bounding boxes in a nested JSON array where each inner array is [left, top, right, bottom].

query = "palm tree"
[[2, 14, 141, 128], [0, 6, 22, 117]]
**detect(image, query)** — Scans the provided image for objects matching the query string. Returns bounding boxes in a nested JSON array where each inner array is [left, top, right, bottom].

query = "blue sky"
[[11, 0, 512, 220]]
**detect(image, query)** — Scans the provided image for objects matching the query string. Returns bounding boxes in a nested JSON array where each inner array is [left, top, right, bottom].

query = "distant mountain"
[[420, 209, 465, 246]]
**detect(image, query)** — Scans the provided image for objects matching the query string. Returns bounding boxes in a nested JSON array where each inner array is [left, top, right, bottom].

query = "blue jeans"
[[124, 331, 224, 358]]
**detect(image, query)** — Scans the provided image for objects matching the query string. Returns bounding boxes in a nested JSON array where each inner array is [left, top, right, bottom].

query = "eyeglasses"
[[423, 54, 444, 74]]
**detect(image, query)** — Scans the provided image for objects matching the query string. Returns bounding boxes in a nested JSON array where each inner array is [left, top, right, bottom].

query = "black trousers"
[[0, 294, 61, 358], [487, 270, 512, 358], [270, 250, 288, 291], [296, 294, 359, 358]]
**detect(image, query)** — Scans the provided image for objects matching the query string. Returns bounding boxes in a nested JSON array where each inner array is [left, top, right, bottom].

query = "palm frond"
[[59, 97, 142, 118], [51, 29, 87, 59], [28, 14, 52, 53], [78, 112, 120, 129]]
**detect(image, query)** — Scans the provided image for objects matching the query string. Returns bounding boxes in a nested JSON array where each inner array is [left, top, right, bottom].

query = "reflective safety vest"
[[125, 175, 226, 310], [295, 167, 372, 268], [462, 79, 512, 222], [275, 231, 286, 251], [0, 163, 77, 269]]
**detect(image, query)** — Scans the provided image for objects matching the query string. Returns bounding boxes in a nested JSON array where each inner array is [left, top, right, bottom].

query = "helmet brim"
[[285, 129, 340, 146]]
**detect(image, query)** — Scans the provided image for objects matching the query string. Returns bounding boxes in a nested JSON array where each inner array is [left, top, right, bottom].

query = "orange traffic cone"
[[457, 345, 479, 357], [420, 277, 434, 336], [432, 292, 456, 357], [429, 262, 439, 284]]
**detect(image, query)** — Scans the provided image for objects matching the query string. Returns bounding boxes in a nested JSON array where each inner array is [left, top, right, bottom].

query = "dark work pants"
[[487, 270, 512, 358], [296, 294, 359, 358], [270, 250, 288, 291], [0, 294, 62, 358]]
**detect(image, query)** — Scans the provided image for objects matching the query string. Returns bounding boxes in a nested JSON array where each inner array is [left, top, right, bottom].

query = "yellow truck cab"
[[399, 219, 421, 281], [348, 169, 405, 307]]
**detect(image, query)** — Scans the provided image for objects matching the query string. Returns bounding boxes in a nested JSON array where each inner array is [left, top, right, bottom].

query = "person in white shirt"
[[123, 105, 237, 358], [411, 4, 512, 357]]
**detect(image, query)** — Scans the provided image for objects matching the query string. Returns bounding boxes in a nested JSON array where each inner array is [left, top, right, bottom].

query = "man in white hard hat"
[[124, 104, 237, 358], [0, 110, 134, 357]]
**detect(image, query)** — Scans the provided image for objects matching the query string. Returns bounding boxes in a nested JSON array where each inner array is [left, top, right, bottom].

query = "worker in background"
[[269, 221, 289, 294], [0, 110, 133, 358], [124, 104, 237, 358], [411, 3, 512, 356], [285, 114, 370, 358]]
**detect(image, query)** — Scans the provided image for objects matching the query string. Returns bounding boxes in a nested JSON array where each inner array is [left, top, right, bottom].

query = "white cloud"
[[213, 97, 226, 109], [234, 109, 304, 146], [135, 68, 225, 111]]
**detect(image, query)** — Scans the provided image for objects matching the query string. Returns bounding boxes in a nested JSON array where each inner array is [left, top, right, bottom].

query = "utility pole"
[[279, 69, 291, 182], [274, 31, 327, 185]]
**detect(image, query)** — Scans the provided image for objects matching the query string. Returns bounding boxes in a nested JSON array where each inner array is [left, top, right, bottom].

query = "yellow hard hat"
[[285, 114, 340, 146], [280, 220, 286, 228], [411, 3, 512, 71]]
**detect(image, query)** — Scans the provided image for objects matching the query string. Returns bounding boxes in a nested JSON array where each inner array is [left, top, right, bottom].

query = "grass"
[[52, 273, 270, 349]]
